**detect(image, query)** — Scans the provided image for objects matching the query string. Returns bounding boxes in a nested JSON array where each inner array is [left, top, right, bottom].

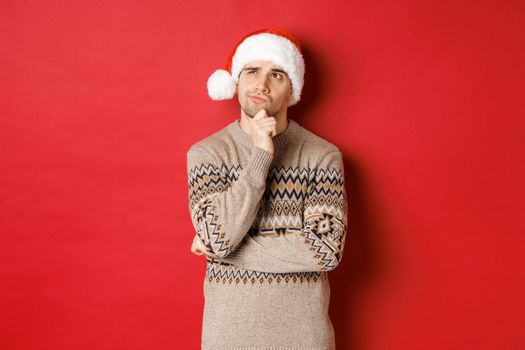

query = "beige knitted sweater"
[[187, 118, 348, 350]]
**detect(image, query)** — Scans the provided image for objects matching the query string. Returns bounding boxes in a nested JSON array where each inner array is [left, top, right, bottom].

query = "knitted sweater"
[[187, 118, 349, 350]]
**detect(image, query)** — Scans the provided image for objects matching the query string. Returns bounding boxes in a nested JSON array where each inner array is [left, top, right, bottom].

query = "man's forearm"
[[187, 145, 274, 258]]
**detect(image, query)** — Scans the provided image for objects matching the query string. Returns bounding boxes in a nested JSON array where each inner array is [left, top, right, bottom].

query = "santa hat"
[[206, 28, 305, 106]]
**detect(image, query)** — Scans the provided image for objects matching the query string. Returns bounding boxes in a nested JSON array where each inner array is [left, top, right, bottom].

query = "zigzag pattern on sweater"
[[188, 162, 347, 271], [205, 258, 328, 285]]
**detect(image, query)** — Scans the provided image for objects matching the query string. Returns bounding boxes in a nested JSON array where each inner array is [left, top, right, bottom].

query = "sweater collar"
[[228, 118, 299, 148]]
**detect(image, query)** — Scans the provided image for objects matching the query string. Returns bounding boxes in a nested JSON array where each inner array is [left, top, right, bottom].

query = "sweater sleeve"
[[187, 144, 274, 259], [217, 150, 349, 273]]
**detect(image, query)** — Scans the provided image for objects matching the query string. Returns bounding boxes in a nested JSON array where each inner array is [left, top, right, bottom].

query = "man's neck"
[[238, 110, 289, 137]]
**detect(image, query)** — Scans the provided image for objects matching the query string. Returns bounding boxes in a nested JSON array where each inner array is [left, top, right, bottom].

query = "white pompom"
[[207, 69, 237, 100]]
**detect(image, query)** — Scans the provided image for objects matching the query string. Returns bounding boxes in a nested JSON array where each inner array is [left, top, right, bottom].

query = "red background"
[[1, 0, 524, 349]]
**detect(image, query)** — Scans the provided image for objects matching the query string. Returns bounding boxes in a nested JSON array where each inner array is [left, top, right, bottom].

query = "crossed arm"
[[187, 144, 348, 273]]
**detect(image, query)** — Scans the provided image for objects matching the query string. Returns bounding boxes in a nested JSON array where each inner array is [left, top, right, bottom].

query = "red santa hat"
[[206, 28, 305, 106]]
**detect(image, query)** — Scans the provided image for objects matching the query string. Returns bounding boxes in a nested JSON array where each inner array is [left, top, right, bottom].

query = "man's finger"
[[191, 248, 204, 256], [253, 108, 268, 119]]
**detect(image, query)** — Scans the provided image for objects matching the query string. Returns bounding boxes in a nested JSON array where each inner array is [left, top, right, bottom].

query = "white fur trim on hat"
[[231, 33, 305, 106], [207, 69, 237, 100]]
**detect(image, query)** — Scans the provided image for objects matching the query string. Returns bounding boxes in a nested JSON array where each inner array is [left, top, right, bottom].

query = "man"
[[187, 28, 348, 350]]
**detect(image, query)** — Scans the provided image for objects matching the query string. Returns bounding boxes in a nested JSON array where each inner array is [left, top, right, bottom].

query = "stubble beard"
[[241, 97, 281, 119]]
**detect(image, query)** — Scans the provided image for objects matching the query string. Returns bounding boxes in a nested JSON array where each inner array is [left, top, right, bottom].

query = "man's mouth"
[[249, 95, 267, 103]]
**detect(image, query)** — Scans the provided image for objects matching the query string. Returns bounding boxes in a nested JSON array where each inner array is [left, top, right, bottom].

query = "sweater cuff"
[[244, 146, 274, 180]]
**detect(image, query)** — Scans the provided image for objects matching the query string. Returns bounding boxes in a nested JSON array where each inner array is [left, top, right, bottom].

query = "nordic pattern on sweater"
[[188, 161, 347, 275]]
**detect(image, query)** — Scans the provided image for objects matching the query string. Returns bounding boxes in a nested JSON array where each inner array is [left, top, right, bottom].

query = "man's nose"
[[255, 74, 270, 93]]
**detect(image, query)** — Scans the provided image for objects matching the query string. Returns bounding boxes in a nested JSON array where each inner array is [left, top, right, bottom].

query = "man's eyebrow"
[[271, 68, 287, 74], [243, 66, 288, 75]]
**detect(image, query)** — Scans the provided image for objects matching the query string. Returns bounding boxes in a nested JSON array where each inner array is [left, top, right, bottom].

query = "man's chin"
[[244, 106, 263, 117], [242, 102, 276, 118]]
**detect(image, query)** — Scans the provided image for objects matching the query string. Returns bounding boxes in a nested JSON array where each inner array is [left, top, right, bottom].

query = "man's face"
[[236, 60, 292, 118]]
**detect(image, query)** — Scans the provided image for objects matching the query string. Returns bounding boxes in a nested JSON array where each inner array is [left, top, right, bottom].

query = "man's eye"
[[247, 70, 256, 74], [273, 73, 282, 79]]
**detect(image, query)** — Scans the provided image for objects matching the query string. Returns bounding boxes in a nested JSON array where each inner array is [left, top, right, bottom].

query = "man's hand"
[[190, 235, 214, 258], [247, 108, 277, 154]]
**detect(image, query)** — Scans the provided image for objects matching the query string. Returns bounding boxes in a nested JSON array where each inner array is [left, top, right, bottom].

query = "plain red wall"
[[1, 0, 524, 349]]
